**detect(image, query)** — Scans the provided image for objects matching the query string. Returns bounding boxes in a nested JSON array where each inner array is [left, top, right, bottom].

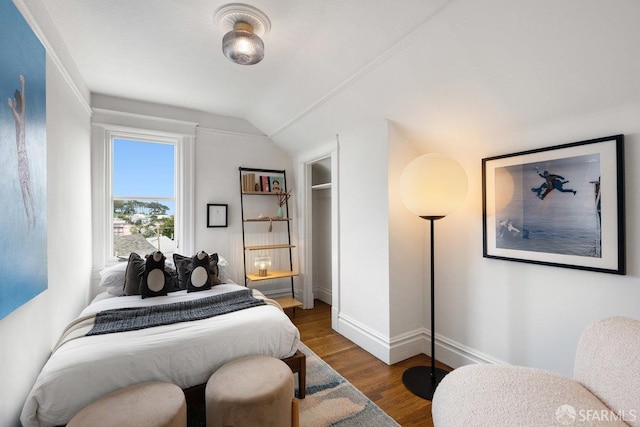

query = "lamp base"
[[402, 366, 449, 400]]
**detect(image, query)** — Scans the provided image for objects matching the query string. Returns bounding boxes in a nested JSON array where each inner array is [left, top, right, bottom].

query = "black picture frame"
[[207, 204, 228, 228], [482, 134, 625, 274]]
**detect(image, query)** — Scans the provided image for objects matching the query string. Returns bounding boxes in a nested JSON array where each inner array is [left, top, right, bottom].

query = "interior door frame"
[[294, 139, 340, 329]]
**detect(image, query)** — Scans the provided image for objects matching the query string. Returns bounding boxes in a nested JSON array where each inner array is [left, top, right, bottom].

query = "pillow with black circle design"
[[187, 251, 213, 292], [140, 251, 171, 298], [173, 252, 222, 290]]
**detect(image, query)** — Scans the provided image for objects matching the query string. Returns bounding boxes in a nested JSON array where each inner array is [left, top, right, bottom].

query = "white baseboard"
[[333, 316, 508, 368], [389, 329, 429, 364], [335, 312, 393, 364], [314, 286, 332, 305], [436, 331, 508, 367], [392, 328, 508, 367]]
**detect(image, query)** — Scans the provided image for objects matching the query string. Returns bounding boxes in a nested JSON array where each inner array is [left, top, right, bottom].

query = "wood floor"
[[289, 300, 452, 427]]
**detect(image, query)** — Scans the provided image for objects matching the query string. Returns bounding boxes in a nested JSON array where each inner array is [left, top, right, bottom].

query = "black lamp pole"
[[402, 215, 449, 400]]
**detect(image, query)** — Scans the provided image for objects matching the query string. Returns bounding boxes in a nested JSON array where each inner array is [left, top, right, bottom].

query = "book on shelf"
[[260, 176, 270, 192], [259, 175, 284, 193], [242, 173, 257, 192], [242, 173, 284, 193], [269, 176, 283, 193]]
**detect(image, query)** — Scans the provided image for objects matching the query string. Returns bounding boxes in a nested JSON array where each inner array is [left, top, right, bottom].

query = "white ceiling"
[[34, 0, 640, 154]]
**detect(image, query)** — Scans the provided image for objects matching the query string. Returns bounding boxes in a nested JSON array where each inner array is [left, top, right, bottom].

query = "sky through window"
[[113, 138, 175, 214]]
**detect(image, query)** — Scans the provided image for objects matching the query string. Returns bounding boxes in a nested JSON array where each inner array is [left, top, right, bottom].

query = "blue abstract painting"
[[0, 0, 47, 320]]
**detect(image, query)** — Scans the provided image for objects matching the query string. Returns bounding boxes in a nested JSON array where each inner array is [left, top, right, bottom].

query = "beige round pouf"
[[67, 381, 187, 427], [206, 356, 295, 427]]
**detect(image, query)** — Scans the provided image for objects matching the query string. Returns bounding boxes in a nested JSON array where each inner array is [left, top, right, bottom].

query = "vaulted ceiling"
[[33, 0, 640, 154]]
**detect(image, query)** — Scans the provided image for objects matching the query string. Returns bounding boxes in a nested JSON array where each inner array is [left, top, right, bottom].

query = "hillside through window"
[[112, 138, 175, 258]]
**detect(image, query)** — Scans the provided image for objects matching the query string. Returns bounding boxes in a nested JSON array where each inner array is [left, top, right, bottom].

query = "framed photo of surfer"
[[482, 135, 625, 274]]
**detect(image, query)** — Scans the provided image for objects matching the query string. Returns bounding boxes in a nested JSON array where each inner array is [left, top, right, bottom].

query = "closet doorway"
[[298, 144, 339, 329], [310, 158, 332, 306]]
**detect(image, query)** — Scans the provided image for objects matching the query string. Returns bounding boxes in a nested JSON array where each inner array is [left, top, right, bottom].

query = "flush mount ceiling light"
[[214, 3, 271, 65]]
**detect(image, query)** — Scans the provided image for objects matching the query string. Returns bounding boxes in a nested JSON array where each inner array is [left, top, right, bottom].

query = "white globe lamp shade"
[[400, 153, 468, 218]]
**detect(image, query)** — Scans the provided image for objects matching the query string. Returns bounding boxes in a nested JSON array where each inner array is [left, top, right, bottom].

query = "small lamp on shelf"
[[255, 255, 271, 277]]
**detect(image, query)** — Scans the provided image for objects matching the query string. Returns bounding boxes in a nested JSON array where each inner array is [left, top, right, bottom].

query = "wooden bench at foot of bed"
[[183, 349, 306, 410]]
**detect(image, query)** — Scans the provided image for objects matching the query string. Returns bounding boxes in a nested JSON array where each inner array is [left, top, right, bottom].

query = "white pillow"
[[217, 255, 232, 283], [98, 262, 128, 289], [106, 285, 125, 296]]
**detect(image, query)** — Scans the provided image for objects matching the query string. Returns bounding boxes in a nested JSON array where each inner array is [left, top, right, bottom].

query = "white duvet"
[[20, 284, 300, 427]]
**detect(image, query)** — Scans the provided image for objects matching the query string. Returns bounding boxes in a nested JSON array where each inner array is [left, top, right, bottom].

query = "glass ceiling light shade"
[[222, 22, 264, 65], [215, 3, 271, 65], [399, 153, 468, 218]]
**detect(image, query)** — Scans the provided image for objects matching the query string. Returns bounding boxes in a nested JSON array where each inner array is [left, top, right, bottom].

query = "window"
[[111, 137, 176, 258], [92, 117, 194, 267]]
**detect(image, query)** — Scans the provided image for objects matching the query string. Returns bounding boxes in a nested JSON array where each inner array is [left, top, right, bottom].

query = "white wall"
[[90, 94, 199, 285], [387, 122, 427, 363], [193, 126, 296, 297], [0, 36, 93, 427], [430, 106, 640, 376], [334, 120, 394, 361], [282, 2, 640, 377], [296, 102, 640, 376], [330, 101, 640, 379], [89, 96, 297, 300]]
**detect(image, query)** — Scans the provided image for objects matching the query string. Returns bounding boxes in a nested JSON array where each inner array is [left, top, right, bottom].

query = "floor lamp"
[[399, 153, 468, 400]]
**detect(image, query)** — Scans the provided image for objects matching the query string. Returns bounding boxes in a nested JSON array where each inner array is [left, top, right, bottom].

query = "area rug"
[[297, 342, 400, 426], [187, 343, 399, 426]]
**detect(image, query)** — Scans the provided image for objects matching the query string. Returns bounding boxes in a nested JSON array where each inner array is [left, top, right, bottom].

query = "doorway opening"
[[298, 142, 339, 329]]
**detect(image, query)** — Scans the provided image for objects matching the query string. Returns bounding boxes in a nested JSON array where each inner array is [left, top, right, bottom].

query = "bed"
[[20, 254, 301, 427]]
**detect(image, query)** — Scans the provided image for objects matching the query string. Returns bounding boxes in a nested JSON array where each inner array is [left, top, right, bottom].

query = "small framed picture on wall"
[[207, 204, 228, 228]]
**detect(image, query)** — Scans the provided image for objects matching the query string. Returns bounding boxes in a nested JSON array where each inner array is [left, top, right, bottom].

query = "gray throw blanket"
[[87, 289, 265, 336]]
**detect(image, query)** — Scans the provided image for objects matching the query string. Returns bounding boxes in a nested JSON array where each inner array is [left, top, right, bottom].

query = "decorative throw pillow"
[[187, 251, 212, 292], [173, 253, 193, 290], [209, 253, 221, 285], [140, 251, 171, 298], [164, 264, 179, 292], [173, 252, 222, 290], [123, 252, 146, 296]]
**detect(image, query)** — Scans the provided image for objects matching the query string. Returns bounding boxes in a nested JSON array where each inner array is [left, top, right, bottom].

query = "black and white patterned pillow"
[[173, 252, 222, 290], [140, 251, 171, 298], [187, 251, 212, 292]]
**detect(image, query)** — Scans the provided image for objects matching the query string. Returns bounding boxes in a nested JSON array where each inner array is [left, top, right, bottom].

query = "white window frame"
[[93, 125, 194, 265]]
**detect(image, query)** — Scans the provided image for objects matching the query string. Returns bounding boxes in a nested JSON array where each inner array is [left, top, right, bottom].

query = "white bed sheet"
[[21, 283, 300, 427]]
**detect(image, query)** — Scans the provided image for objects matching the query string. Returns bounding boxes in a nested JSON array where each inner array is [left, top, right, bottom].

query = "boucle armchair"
[[432, 316, 640, 426]]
